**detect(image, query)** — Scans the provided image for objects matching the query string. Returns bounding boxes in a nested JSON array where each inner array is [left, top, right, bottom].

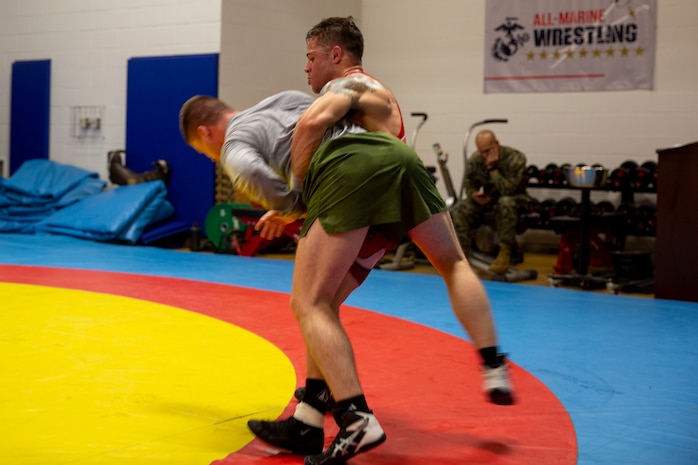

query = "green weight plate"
[[204, 203, 250, 251]]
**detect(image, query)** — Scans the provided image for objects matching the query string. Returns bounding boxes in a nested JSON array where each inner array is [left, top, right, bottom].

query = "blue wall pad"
[[10, 59, 51, 175], [126, 53, 218, 229]]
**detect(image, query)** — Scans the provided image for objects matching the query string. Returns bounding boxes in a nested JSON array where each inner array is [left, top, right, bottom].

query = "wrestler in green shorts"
[[301, 132, 446, 246]]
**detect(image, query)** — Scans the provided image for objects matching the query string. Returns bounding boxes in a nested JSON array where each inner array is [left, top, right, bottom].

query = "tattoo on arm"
[[322, 79, 375, 110]]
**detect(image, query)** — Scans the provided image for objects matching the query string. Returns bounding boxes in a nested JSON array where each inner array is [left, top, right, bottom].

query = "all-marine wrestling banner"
[[484, 0, 656, 93]]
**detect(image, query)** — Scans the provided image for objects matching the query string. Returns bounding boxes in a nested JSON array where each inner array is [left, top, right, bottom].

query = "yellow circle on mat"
[[0, 283, 295, 464]]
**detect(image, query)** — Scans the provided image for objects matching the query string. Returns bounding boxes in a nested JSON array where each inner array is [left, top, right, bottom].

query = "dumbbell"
[[543, 163, 564, 185], [538, 198, 557, 225], [608, 160, 638, 189], [553, 197, 579, 217], [630, 160, 657, 190], [525, 165, 541, 184], [556, 163, 573, 186], [643, 161, 658, 189], [556, 163, 574, 185], [635, 202, 657, 235], [526, 198, 545, 227], [616, 202, 638, 234], [592, 200, 616, 216]]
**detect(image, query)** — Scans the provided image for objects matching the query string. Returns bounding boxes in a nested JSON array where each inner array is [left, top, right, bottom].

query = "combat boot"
[[489, 242, 512, 275]]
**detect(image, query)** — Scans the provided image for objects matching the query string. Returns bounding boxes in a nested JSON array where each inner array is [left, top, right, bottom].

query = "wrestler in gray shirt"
[[220, 90, 363, 216]]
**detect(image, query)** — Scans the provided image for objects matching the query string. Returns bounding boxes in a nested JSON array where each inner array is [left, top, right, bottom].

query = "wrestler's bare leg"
[[291, 221, 387, 464], [290, 220, 369, 400], [302, 271, 362, 381], [409, 212, 514, 406], [408, 211, 497, 349], [246, 225, 369, 456]]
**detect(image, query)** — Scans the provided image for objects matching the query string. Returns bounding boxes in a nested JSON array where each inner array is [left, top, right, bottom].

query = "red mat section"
[[0, 265, 576, 465]]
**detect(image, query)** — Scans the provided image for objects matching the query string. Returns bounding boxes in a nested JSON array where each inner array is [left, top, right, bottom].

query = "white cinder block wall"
[[219, 0, 361, 109], [0, 0, 221, 180], [2, 0, 696, 211]]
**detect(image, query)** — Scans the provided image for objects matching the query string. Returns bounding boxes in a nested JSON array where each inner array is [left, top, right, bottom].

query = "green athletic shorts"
[[300, 132, 446, 244]]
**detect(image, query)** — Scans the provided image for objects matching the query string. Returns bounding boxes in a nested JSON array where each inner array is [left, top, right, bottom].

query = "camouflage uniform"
[[451, 145, 530, 252]]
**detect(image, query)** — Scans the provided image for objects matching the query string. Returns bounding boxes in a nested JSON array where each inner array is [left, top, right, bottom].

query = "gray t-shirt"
[[221, 90, 363, 215]]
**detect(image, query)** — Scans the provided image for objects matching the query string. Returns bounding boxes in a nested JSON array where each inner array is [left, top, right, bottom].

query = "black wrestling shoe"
[[304, 411, 386, 465], [247, 416, 323, 455]]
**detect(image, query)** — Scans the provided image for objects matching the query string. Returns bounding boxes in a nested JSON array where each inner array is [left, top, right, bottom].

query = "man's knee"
[[495, 195, 517, 213], [453, 199, 484, 229], [494, 197, 519, 223], [289, 293, 303, 320]]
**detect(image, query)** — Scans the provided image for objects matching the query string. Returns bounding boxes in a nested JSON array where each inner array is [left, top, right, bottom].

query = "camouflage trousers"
[[451, 194, 530, 252]]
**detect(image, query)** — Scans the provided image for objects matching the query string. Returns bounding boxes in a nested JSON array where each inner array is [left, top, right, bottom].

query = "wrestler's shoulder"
[[324, 73, 387, 94], [260, 90, 315, 106]]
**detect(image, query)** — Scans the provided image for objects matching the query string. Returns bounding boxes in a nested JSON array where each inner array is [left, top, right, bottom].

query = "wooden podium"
[[655, 141, 698, 302]]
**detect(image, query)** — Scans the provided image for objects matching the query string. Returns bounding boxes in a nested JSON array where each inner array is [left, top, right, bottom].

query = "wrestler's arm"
[[291, 77, 398, 181], [290, 89, 355, 182], [224, 138, 303, 215], [225, 140, 306, 239]]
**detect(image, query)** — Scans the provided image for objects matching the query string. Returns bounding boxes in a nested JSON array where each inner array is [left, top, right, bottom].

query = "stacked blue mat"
[[0, 159, 173, 243]]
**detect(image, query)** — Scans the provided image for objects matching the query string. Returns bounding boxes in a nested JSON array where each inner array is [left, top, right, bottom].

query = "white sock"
[[293, 402, 325, 428]]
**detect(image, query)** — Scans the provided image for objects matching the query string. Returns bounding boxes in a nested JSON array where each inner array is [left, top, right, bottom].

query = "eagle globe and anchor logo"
[[492, 17, 530, 62]]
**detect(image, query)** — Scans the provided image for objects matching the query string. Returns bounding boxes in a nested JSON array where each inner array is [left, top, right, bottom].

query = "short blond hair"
[[179, 95, 232, 143]]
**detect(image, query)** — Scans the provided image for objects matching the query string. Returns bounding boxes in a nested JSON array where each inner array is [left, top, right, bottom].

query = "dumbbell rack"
[[548, 185, 611, 289], [526, 177, 656, 291]]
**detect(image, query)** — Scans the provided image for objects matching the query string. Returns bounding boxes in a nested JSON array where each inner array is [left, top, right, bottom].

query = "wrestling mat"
[[0, 265, 575, 464]]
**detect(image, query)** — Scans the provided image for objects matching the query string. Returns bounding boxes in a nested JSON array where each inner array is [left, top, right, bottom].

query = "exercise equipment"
[[378, 112, 430, 271], [377, 239, 419, 271], [558, 163, 573, 185], [543, 163, 560, 185], [525, 164, 541, 184], [433, 142, 458, 208], [204, 203, 249, 252], [616, 201, 657, 236], [553, 196, 579, 217], [537, 198, 557, 227], [631, 160, 657, 190], [203, 203, 301, 256], [526, 198, 545, 227], [593, 200, 616, 215], [607, 160, 649, 190], [230, 206, 302, 256], [524, 159, 656, 292], [635, 202, 657, 236], [548, 165, 618, 289], [608, 165, 630, 189], [643, 160, 658, 188], [606, 250, 655, 294], [615, 202, 637, 236]]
